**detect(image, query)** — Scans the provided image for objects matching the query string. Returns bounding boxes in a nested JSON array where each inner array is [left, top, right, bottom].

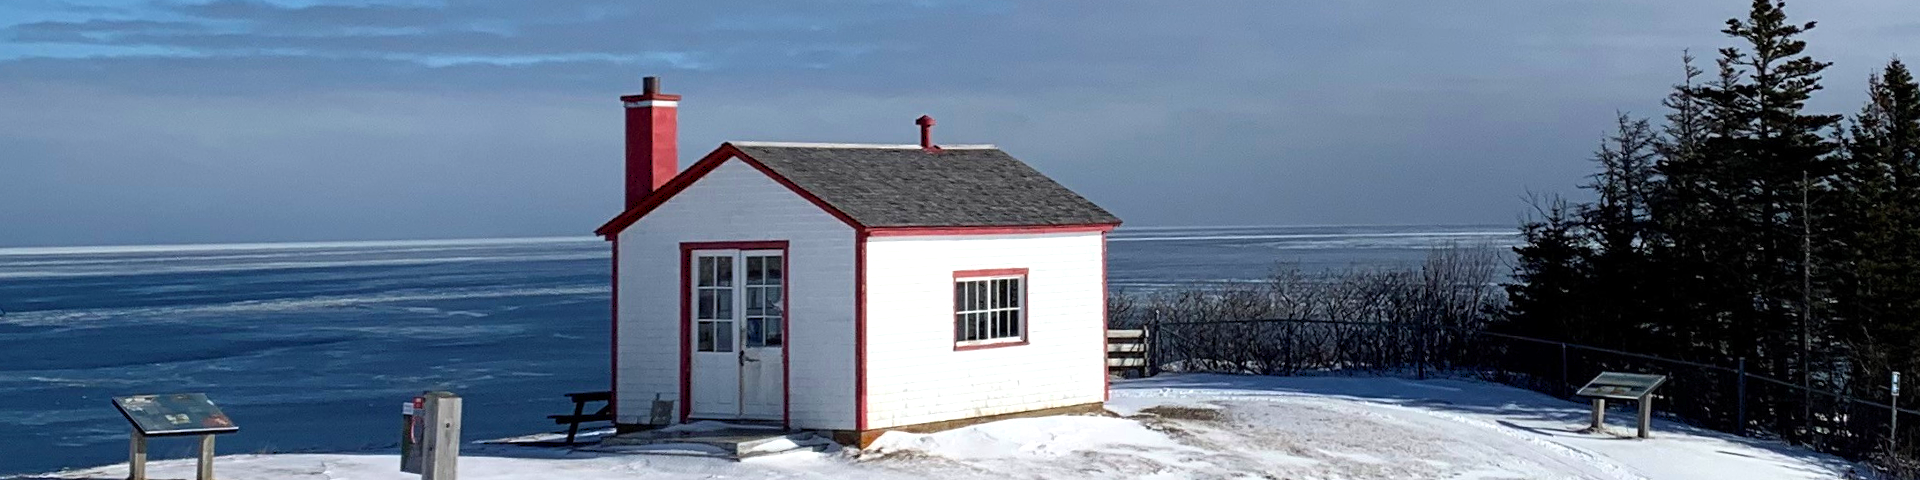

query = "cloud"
[[0, 0, 1917, 246]]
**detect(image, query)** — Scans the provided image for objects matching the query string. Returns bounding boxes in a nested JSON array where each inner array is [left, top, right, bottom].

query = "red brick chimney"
[[621, 76, 680, 209]]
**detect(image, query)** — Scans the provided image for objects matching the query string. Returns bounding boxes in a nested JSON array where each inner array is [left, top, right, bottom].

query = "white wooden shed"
[[594, 77, 1121, 445]]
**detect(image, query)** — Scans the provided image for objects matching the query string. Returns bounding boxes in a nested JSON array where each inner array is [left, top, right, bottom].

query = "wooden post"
[[1559, 343, 1568, 397], [128, 429, 147, 480], [1637, 396, 1654, 439], [1591, 398, 1606, 433], [1144, 323, 1158, 378], [1893, 372, 1901, 452], [1416, 325, 1427, 381], [197, 434, 215, 480], [421, 391, 461, 480], [1736, 357, 1747, 436]]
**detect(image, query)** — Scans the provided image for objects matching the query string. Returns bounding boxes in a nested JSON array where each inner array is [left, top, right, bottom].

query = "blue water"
[[0, 224, 1514, 475]]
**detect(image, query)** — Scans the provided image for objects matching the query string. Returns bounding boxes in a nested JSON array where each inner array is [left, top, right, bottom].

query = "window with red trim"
[[954, 271, 1025, 347]]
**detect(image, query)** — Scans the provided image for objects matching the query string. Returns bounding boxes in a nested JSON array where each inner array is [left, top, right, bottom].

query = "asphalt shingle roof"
[[730, 143, 1121, 228]]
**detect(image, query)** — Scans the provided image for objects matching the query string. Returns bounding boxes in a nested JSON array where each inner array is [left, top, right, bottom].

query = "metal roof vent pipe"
[[916, 115, 940, 152]]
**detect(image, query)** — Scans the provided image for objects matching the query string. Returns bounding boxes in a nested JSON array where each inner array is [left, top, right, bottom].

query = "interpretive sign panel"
[[1576, 372, 1668, 401], [113, 393, 239, 437]]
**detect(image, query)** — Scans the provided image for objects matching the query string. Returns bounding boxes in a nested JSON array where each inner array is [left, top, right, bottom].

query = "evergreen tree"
[[1503, 197, 1591, 341], [1830, 60, 1920, 400], [1684, 0, 1840, 405]]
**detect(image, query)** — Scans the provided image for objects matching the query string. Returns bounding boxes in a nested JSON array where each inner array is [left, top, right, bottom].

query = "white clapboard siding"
[[862, 231, 1106, 429], [614, 158, 858, 430]]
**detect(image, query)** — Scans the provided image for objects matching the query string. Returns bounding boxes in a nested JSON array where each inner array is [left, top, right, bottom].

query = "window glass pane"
[[962, 312, 975, 341], [967, 311, 983, 341], [954, 313, 965, 341], [970, 281, 985, 311], [746, 256, 764, 285], [745, 318, 765, 347], [977, 313, 990, 340], [1012, 308, 1023, 335], [997, 279, 1010, 309], [746, 288, 764, 316], [715, 321, 734, 352], [697, 289, 714, 319], [765, 256, 782, 285], [955, 283, 965, 312], [766, 287, 783, 315], [697, 321, 715, 352], [716, 257, 734, 287], [1009, 279, 1021, 308], [990, 310, 1003, 338], [766, 317, 783, 346], [715, 289, 733, 320], [698, 257, 714, 287]]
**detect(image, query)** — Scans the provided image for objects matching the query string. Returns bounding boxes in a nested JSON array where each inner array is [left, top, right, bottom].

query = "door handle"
[[738, 350, 759, 365]]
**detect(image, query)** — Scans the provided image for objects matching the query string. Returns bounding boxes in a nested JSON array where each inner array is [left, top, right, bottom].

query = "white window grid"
[[955, 275, 1024, 345]]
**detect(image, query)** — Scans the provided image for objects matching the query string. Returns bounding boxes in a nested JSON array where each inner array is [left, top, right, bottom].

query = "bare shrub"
[[1110, 245, 1506, 376]]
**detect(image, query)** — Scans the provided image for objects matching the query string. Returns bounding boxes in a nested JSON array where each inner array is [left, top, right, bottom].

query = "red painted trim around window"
[[677, 245, 692, 422], [853, 232, 868, 432], [780, 251, 791, 429], [610, 238, 620, 419], [597, 144, 865, 237], [677, 240, 790, 424], [952, 268, 1031, 351], [953, 268, 1029, 279], [866, 224, 1117, 237]]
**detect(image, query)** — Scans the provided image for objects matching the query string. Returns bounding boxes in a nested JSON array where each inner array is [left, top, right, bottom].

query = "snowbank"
[[22, 375, 1856, 480]]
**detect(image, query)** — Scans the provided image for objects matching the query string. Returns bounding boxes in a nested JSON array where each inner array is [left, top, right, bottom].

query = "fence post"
[[1559, 343, 1569, 397], [1736, 357, 1747, 437], [1893, 371, 1901, 453], [1415, 324, 1427, 381], [1144, 322, 1159, 378]]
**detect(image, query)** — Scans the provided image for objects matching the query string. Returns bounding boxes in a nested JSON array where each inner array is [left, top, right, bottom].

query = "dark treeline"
[[1502, 0, 1920, 468]]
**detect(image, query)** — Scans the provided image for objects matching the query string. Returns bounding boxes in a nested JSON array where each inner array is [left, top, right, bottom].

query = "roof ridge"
[[729, 141, 997, 150]]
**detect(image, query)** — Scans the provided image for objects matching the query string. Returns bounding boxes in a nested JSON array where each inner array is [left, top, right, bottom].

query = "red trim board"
[[599, 144, 863, 236], [865, 224, 1116, 237], [596, 144, 1121, 239], [610, 238, 620, 419], [853, 231, 869, 432], [951, 268, 1031, 351], [1100, 231, 1110, 402]]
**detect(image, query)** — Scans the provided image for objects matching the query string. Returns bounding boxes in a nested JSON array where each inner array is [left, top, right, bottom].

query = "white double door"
[[689, 249, 785, 421]]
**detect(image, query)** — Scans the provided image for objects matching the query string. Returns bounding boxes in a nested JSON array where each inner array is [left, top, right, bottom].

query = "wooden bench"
[[548, 391, 613, 444]]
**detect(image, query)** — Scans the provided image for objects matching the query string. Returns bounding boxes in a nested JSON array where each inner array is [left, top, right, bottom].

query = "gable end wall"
[[614, 158, 857, 430]]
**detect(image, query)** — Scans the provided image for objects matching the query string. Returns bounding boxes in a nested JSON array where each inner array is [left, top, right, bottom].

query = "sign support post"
[[1638, 394, 1655, 438], [129, 429, 147, 480], [1893, 372, 1901, 452], [197, 434, 216, 480], [1590, 399, 1606, 433]]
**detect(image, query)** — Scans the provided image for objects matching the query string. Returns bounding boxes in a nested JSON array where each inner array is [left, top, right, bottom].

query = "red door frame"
[[679, 240, 791, 427]]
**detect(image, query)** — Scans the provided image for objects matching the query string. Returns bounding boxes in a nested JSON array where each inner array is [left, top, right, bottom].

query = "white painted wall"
[[614, 157, 858, 430], [862, 232, 1106, 429]]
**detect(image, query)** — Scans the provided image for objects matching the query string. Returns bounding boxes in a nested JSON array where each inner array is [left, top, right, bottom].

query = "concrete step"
[[591, 422, 834, 459]]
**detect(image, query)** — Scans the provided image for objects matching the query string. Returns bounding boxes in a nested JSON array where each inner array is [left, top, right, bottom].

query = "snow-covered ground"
[[20, 374, 1857, 480]]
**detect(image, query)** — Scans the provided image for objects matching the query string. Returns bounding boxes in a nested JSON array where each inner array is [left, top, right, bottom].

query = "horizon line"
[[0, 222, 1517, 255]]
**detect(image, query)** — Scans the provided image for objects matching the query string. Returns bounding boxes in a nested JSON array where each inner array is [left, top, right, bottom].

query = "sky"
[[1, 0, 1917, 247]]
